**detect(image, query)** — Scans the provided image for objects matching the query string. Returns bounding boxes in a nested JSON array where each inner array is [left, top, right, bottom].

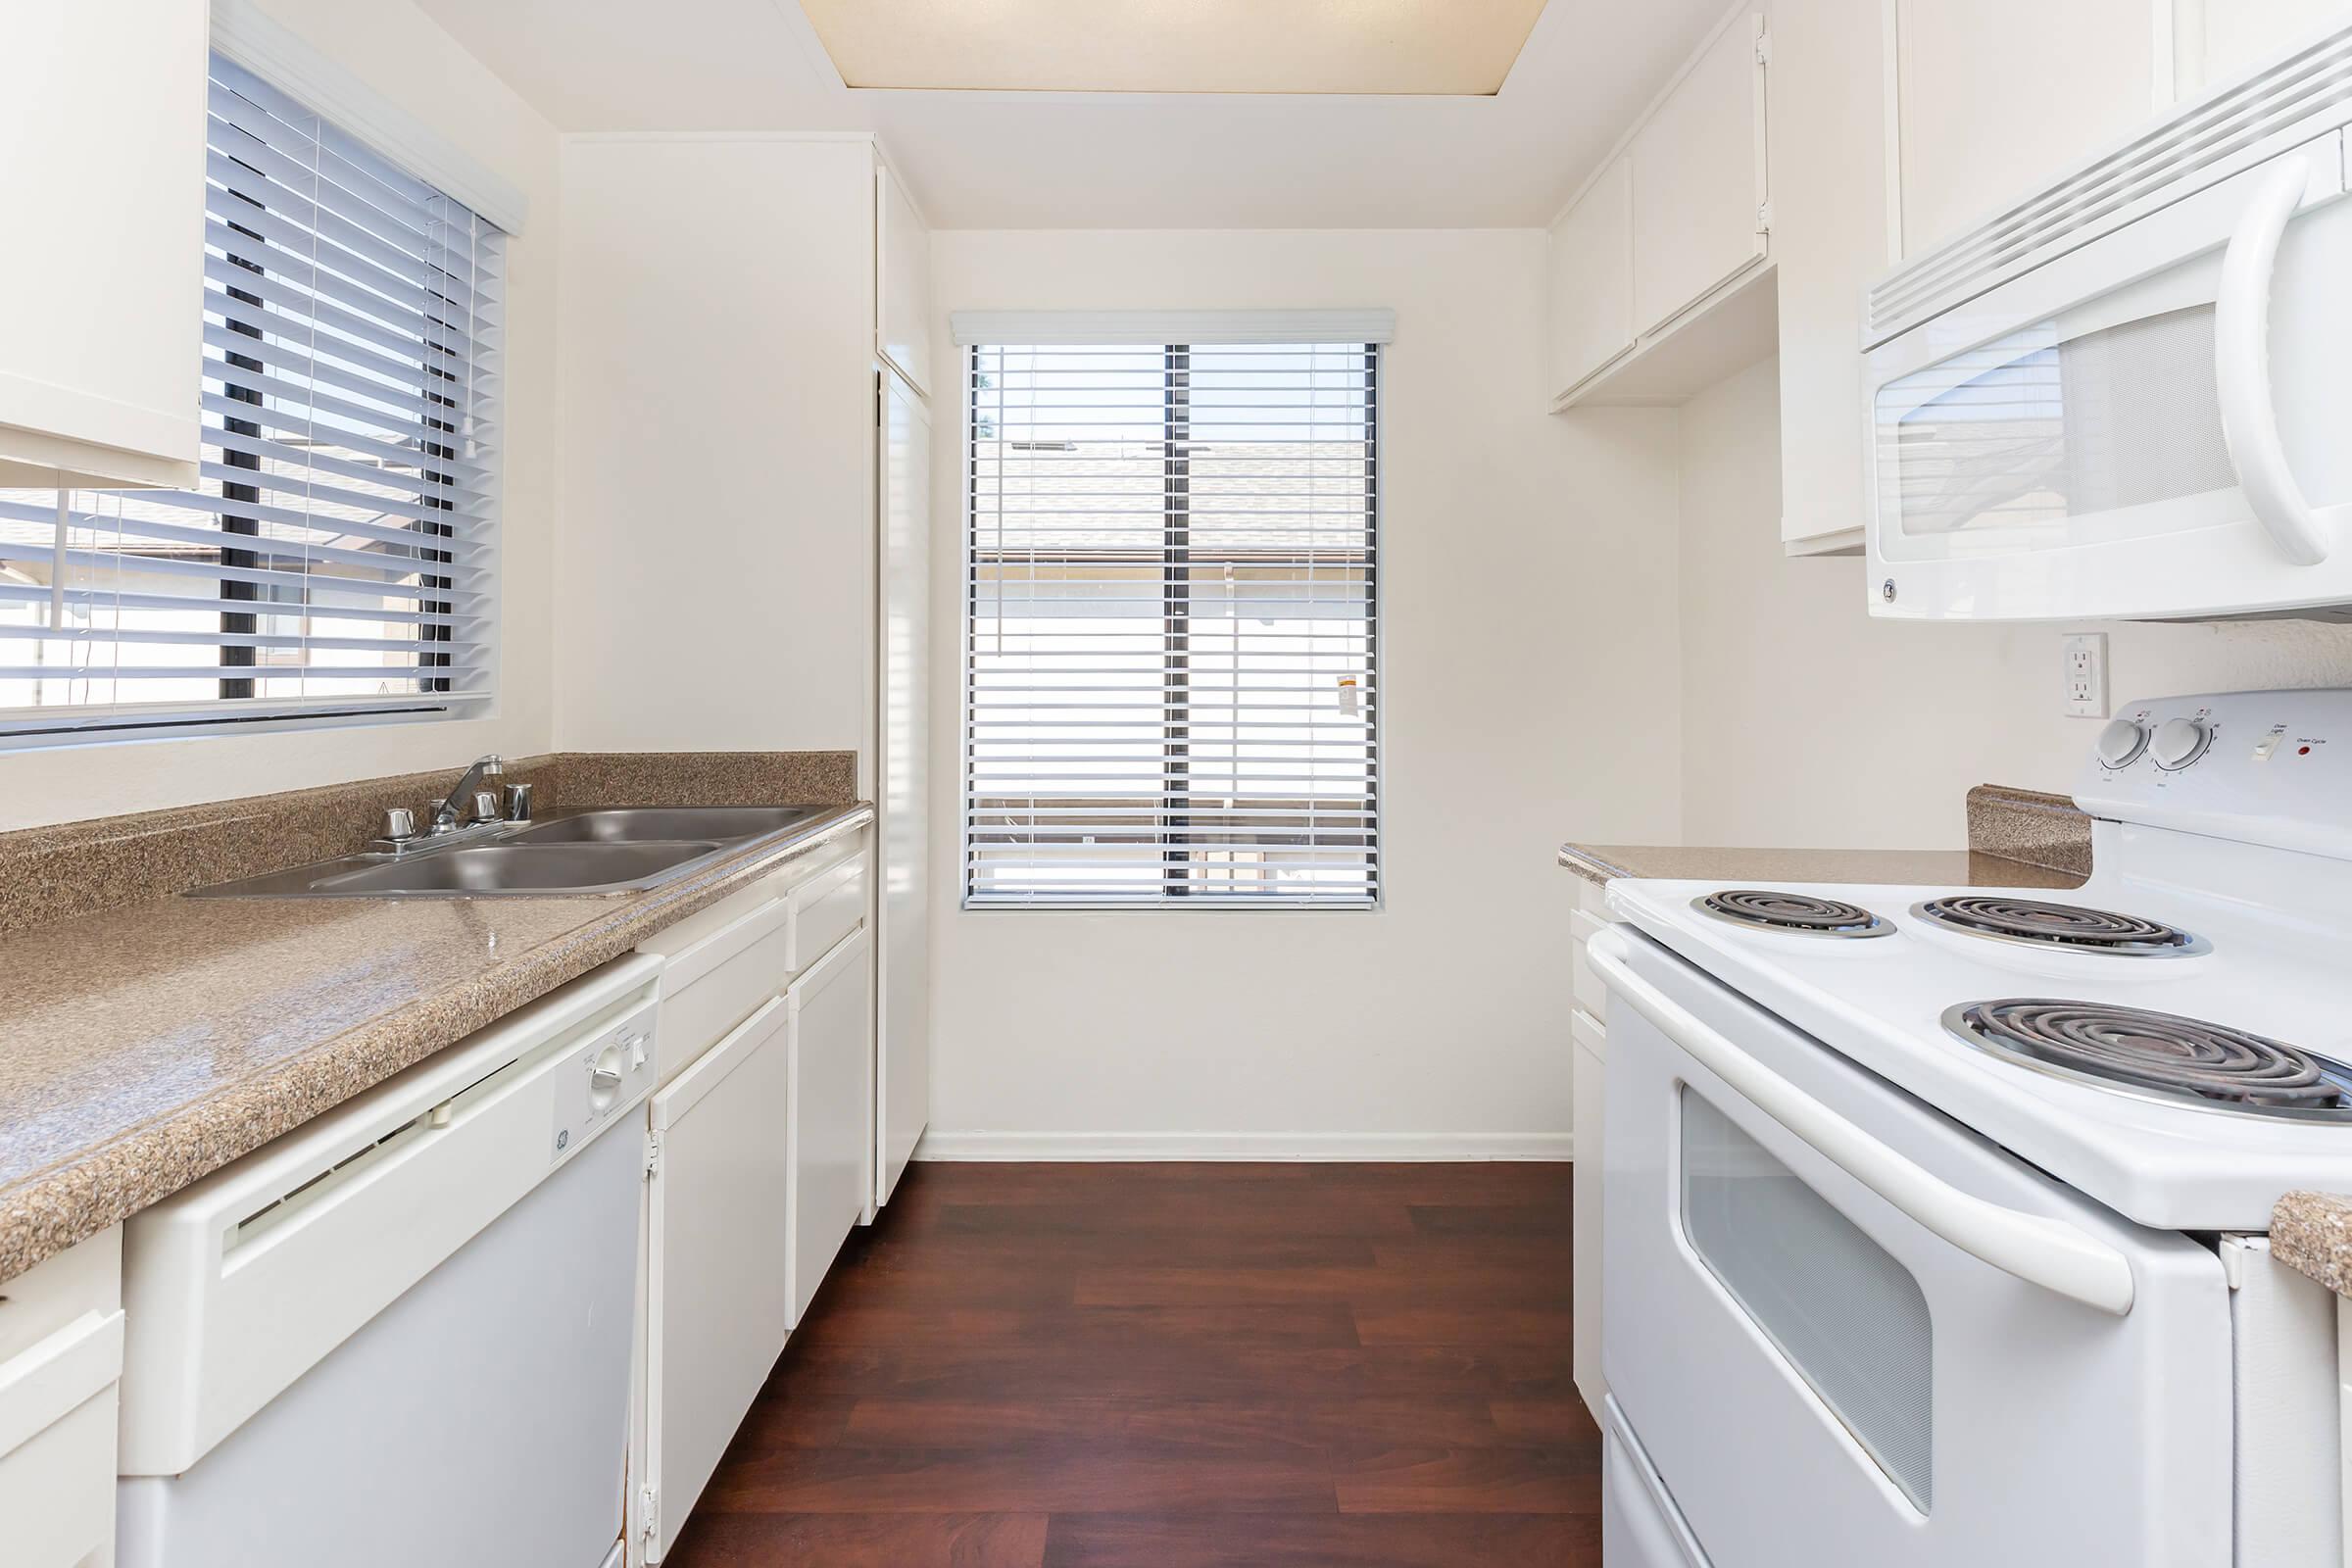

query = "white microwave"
[[1864, 28, 2352, 623]]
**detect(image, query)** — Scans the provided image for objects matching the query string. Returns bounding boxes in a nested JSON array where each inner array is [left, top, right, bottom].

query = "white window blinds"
[[0, 52, 502, 738], [964, 338, 1381, 908]]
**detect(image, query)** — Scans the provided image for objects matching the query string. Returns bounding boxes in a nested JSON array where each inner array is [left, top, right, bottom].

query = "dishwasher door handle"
[[1589, 932, 2136, 1317]]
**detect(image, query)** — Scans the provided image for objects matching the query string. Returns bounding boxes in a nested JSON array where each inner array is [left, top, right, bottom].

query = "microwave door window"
[[1879, 307, 2238, 558]]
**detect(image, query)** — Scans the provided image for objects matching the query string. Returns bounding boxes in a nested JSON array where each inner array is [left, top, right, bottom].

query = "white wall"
[[1678, 355, 2352, 848], [0, 0, 564, 831], [552, 136, 875, 757], [923, 228, 1683, 1154]]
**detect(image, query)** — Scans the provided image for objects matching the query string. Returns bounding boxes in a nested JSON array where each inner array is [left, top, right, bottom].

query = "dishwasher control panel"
[[550, 1000, 660, 1165]]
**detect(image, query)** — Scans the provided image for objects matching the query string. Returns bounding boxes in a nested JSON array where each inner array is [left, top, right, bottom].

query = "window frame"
[[958, 337, 1385, 912]]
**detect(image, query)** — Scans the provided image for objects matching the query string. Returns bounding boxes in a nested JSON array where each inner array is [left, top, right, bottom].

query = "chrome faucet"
[[430, 755, 506, 834]]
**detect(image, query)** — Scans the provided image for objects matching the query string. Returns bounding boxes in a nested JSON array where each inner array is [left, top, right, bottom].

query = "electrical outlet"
[[2062, 632, 2108, 717]]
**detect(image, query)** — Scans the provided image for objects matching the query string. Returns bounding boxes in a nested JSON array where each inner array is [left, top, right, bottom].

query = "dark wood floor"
[[664, 1161, 1596, 1567]]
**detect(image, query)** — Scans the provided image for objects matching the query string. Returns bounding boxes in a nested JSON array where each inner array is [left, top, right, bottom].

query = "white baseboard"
[[912, 1130, 1574, 1162]]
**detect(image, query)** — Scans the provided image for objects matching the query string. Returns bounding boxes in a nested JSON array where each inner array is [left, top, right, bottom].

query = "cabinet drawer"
[[649, 899, 793, 1090], [788, 855, 866, 975], [0, 1227, 119, 1367], [0, 1299, 123, 1568]]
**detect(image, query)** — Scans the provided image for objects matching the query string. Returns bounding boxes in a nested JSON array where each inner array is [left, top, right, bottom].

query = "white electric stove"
[[1589, 688, 2351, 1568]]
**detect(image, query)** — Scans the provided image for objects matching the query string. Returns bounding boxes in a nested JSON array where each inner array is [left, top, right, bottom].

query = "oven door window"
[[1679, 1085, 1935, 1510], [1873, 304, 2240, 561]]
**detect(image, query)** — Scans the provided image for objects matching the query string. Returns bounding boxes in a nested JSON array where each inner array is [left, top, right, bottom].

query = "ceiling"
[[412, 0, 1728, 228], [797, 0, 1550, 96]]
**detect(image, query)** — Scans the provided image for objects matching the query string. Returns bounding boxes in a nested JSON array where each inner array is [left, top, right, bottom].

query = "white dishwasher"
[[114, 954, 662, 1568]]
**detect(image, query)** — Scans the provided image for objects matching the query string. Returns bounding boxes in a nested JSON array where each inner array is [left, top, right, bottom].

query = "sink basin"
[[508, 807, 821, 845], [309, 841, 723, 895], [187, 802, 838, 899]]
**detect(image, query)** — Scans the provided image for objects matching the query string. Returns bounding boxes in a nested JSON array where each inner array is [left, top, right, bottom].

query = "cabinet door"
[[2177, 0, 2348, 95], [1771, 0, 1889, 552], [1571, 1010, 1607, 1416], [876, 372, 931, 1207], [646, 996, 793, 1561], [0, 0, 206, 486], [1893, 0, 2157, 258], [1547, 157, 1636, 399], [876, 162, 931, 398], [790, 929, 873, 1322], [1629, 14, 1768, 337]]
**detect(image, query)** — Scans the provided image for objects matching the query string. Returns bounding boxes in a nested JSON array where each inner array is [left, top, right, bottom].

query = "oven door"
[[1591, 929, 2232, 1568], [1866, 129, 2352, 622]]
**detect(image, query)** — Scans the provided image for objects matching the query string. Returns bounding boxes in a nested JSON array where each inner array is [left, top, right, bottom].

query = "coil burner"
[[1944, 999, 2352, 1121], [1912, 896, 2204, 957], [1693, 890, 1893, 939]]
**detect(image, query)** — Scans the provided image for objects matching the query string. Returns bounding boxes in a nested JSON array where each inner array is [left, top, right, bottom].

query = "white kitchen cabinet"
[[644, 995, 795, 1562], [1629, 12, 1770, 337], [875, 162, 932, 398], [1769, 0, 1890, 555], [790, 927, 873, 1323], [1547, 11, 1772, 411], [875, 368, 932, 1207], [0, 1228, 122, 1568], [0, 1, 206, 487], [1546, 158, 1636, 399], [1568, 881, 1612, 1417], [1889, 0, 2159, 259], [1570, 1008, 1607, 1417], [2179, 0, 2347, 93]]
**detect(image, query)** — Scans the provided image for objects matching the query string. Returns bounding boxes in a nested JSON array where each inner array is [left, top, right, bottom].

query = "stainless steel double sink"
[[190, 807, 826, 899]]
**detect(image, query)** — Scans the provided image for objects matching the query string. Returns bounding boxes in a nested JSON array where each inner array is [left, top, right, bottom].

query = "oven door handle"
[[2215, 152, 2337, 567], [1589, 934, 2136, 1317]]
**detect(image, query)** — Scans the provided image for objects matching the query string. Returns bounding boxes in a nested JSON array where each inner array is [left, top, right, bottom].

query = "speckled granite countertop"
[[0, 802, 870, 1284], [2274, 1192, 2352, 1300], [1557, 783, 2092, 892], [1555, 843, 2087, 890]]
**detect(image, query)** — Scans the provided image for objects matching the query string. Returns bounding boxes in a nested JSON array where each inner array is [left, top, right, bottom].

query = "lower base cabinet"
[[790, 929, 873, 1323], [632, 839, 877, 1563], [1571, 1009, 1608, 1414], [0, 1226, 122, 1568], [644, 995, 796, 1560]]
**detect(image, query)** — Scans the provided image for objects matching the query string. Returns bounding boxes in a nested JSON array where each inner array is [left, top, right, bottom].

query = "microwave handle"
[[2215, 154, 2335, 566], [1587, 932, 2136, 1317]]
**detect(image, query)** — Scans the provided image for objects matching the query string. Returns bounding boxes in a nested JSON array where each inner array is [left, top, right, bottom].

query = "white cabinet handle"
[[2215, 153, 2336, 567], [1588, 932, 2136, 1317]]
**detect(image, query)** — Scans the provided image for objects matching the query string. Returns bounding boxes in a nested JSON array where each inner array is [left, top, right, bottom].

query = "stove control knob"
[[2094, 718, 2149, 768], [2150, 715, 2212, 770]]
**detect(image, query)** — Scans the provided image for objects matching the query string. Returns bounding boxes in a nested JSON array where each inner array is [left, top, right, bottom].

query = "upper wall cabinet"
[[1889, 0, 2159, 260], [1769, 0, 1888, 555], [0, 0, 207, 487], [1547, 10, 1772, 410], [1629, 14, 1770, 337], [1546, 158, 1635, 395], [875, 162, 931, 399], [2177, 0, 2351, 95]]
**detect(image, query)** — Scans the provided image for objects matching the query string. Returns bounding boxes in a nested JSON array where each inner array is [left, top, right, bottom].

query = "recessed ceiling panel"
[[799, 0, 1551, 95]]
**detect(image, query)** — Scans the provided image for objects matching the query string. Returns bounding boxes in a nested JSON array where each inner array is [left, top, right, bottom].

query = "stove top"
[[1694, 889, 1892, 938], [1596, 691, 2352, 1230], [1602, 870, 2352, 1230], [1912, 895, 2204, 956], [1944, 999, 2352, 1121]]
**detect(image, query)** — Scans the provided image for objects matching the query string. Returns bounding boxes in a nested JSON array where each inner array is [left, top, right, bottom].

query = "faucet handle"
[[382, 807, 416, 842], [471, 790, 502, 824], [503, 781, 534, 822]]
